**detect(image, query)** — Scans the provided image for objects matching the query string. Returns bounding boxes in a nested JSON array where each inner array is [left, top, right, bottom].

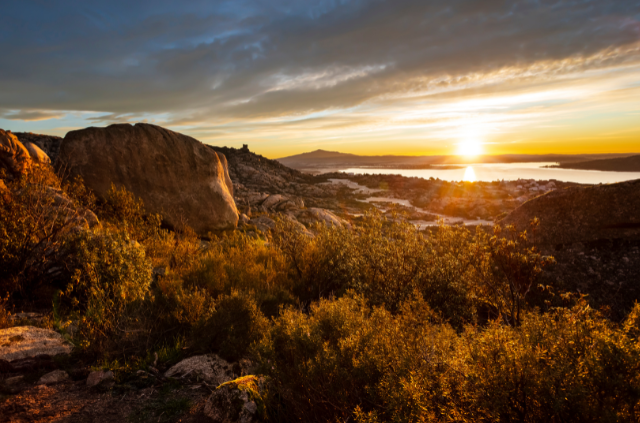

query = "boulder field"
[[57, 123, 238, 234]]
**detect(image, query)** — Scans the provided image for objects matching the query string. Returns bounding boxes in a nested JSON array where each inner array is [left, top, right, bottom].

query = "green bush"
[[273, 212, 480, 327], [193, 290, 269, 361], [185, 232, 295, 317], [64, 228, 152, 351]]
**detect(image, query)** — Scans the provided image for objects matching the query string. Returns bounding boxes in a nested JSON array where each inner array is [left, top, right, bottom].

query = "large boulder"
[[57, 123, 238, 234], [499, 179, 640, 246], [14, 132, 63, 163], [23, 142, 51, 164], [0, 129, 31, 177], [0, 326, 72, 361]]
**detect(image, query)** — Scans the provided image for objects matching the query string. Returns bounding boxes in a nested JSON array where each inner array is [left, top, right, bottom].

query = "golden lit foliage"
[[0, 165, 93, 298], [2, 172, 638, 423], [256, 295, 640, 423]]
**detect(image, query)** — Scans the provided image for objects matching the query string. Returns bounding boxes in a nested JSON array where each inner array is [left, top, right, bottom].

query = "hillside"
[[553, 154, 640, 172]]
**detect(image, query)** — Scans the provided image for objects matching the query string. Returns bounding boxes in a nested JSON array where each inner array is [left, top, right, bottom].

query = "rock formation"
[[14, 132, 63, 163], [0, 129, 32, 177], [57, 123, 238, 234], [499, 179, 640, 246], [209, 145, 341, 214], [23, 142, 51, 164]]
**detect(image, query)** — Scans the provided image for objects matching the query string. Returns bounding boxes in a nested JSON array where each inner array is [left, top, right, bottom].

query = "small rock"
[[86, 370, 115, 387], [38, 370, 68, 385]]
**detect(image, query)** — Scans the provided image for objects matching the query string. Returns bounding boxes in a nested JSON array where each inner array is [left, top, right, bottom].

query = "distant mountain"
[[553, 154, 640, 172], [276, 149, 636, 170], [277, 149, 445, 169]]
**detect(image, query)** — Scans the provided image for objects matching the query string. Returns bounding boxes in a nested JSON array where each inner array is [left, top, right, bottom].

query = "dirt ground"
[[0, 379, 213, 423]]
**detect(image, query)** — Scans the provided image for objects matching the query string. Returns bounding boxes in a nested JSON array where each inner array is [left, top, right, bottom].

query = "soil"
[[0, 379, 212, 423]]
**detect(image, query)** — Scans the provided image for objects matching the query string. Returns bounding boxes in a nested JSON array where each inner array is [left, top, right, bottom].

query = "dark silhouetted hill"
[[553, 155, 640, 172]]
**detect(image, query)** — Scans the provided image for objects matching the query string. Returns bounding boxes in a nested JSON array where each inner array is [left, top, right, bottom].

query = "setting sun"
[[457, 139, 483, 156]]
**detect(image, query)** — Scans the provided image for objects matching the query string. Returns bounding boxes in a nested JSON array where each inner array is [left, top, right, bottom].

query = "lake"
[[344, 162, 640, 184]]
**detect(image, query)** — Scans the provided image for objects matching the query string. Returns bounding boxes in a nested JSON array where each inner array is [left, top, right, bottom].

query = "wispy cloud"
[[1, 109, 65, 122]]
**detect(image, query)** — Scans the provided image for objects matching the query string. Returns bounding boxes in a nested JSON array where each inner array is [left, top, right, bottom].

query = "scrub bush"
[[193, 290, 269, 361], [65, 228, 153, 352], [0, 165, 91, 299], [256, 296, 640, 423]]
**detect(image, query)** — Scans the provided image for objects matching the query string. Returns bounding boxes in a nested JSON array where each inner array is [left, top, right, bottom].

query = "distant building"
[[241, 144, 249, 152]]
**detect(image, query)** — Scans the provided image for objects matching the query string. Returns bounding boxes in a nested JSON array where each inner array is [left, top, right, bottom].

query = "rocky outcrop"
[[209, 145, 340, 214], [0, 129, 31, 177], [0, 326, 72, 361], [14, 132, 62, 163], [57, 123, 238, 234], [499, 179, 640, 246]]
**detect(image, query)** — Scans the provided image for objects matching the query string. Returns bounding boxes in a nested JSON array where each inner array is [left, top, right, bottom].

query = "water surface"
[[345, 162, 640, 184]]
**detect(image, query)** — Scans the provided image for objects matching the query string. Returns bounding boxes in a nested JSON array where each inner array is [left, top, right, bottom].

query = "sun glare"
[[457, 139, 483, 156], [463, 166, 476, 182]]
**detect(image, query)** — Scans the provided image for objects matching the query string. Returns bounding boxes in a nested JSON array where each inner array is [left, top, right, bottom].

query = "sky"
[[1, 0, 639, 158]]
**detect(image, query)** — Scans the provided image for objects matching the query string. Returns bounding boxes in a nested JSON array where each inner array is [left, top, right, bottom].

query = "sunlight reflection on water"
[[463, 166, 476, 182]]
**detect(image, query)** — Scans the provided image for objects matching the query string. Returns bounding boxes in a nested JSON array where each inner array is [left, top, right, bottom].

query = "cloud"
[[0, 0, 639, 155], [0, 109, 65, 122]]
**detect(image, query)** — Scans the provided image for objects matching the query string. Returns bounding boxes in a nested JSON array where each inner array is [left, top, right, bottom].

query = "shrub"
[[471, 219, 555, 326], [273, 212, 479, 327], [193, 290, 269, 361], [0, 165, 92, 300], [64, 228, 153, 351], [256, 295, 640, 423], [98, 183, 163, 242], [185, 232, 294, 317]]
